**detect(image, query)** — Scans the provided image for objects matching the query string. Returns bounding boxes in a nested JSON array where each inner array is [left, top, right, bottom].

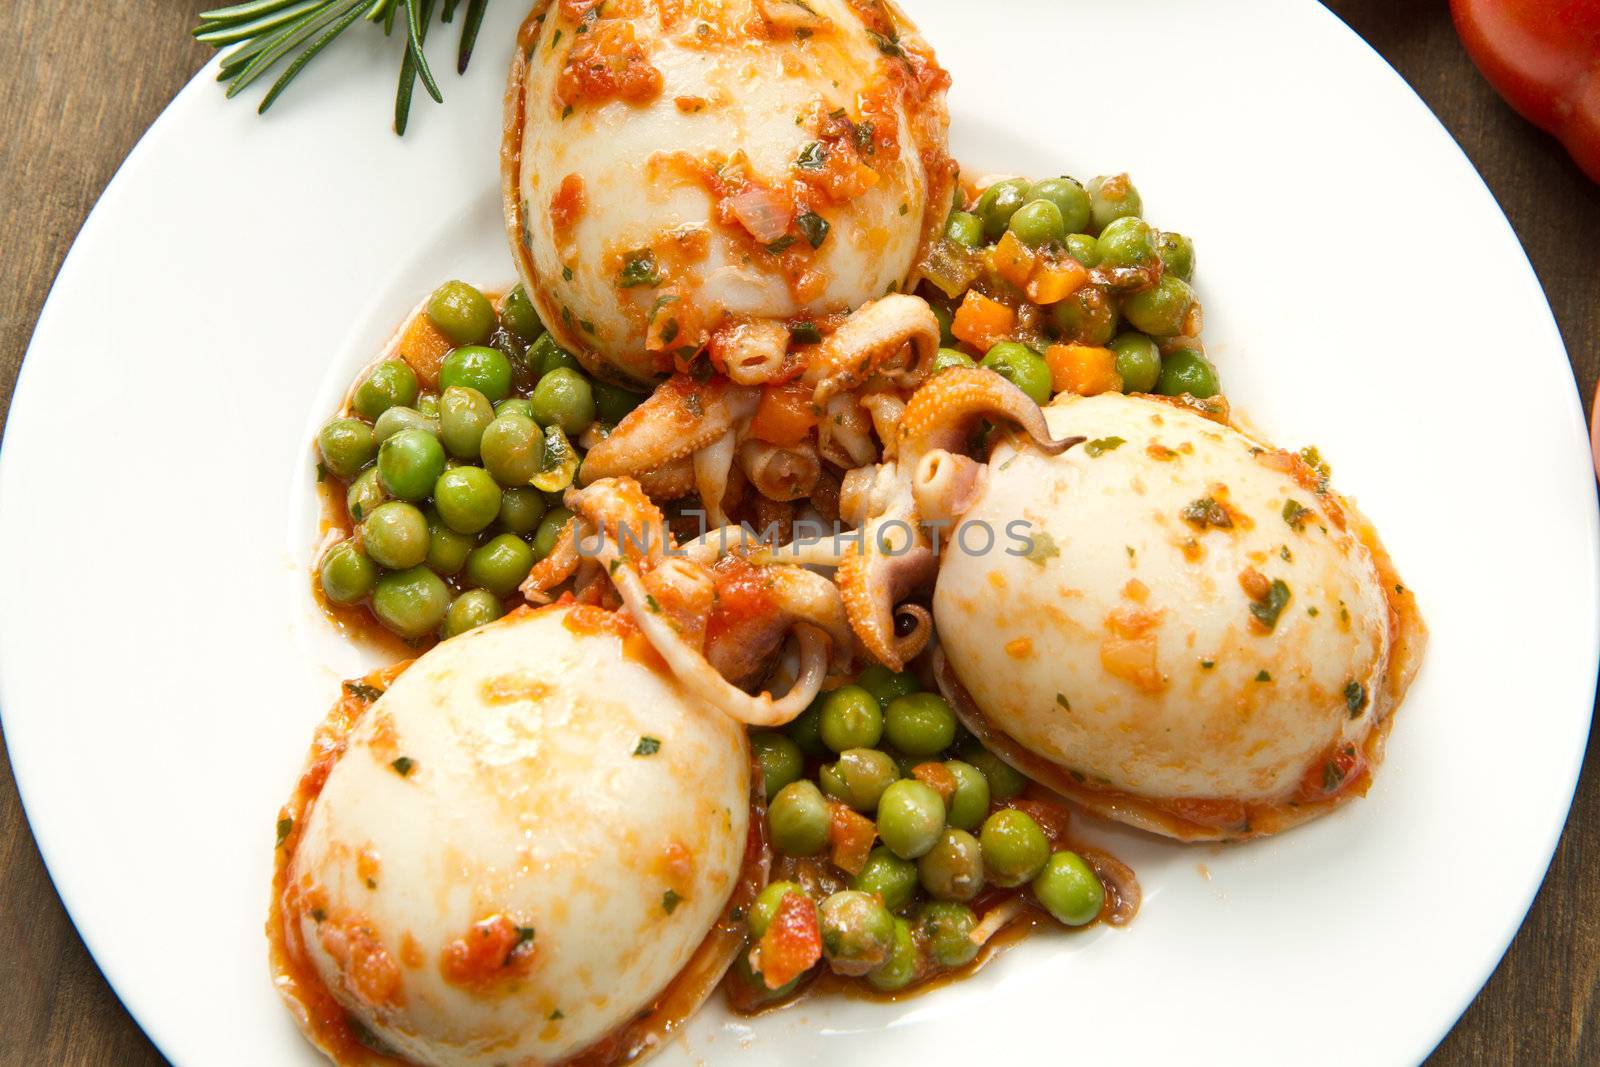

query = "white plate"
[[2, 0, 1595, 1063]]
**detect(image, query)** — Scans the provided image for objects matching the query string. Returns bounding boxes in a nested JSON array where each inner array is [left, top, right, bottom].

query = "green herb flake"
[[1282, 499, 1311, 532], [1255, 670, 1272, 683], [561, 105, 573, 120], [1055, 693, 1071, 710], [562, 266, 574, 281], [1280, 545, 1293, 561], [789, 321, 822, 345], [796, 210, 830, 248], [618, 249, 663, 288], [579, 318, 596, 334], [1181, 496, 1232, 529], [659, 318, 681, 345], [1249, 579, 1291, 632], [514, 926, 536, 949], [766, 234, 797, 253], [1083, 436, 1125, 457], [552, 28, 562, 47], [867, 29, 905, 58], [310, 907, 327, 923], [315, 462, 327, 483], [1344, 680, 1368, 718], [796, 141, 827, 169], [391, 756, 415, 777], [899, 202, 909, 216], [344, 681, 384, 702], [662, 889, 682, 914], [795, 26, 812, 38], [1200, 659, 1215, 670], [644, 594, 662, 613], [634, 736, 662, 756], [1307, 606, 1320, 617], [549, 1009, 565, 1021], [276, 817, 294, 847], [1025, 531, 1060, 566]]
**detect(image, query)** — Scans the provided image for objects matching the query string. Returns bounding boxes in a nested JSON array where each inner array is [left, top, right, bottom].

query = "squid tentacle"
[[805, 294, 941, 407], [580, 375, 758, 484]]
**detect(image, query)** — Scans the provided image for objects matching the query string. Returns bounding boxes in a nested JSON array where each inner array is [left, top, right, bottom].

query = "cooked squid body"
[[506, 0, 952, 385], [934, 393, 1421, 831], [279, 606, 749, 1066]]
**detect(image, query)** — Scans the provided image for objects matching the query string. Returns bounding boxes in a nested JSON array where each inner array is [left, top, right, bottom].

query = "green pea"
[[981, 341, 1052, 405], [851, 846, 920, 912], [944, 210, 984, 248], [1050, 284, 1117, 345], [1156, 231, 1196, 281], [877, 779, 945, 860], [865, 917, 918, 992], [531, 506, 572, 561], [943, 760, 991, 832], [352, 360, 419, 421], [1027, 178, 1092, 235], [443, 588, 503, 638], [498, 283, 544, 343], [932, 347, 976, 374], [320, 541, 376, 604], [414, 392, 440, 419], [963, 746, 1026, 801], [530, 367, 596, 436], [466, 533, 535, 596], [1065, 233, 1100, 267], [439, 345, 513, 403], [497, 487, 547, 535], [495, 397, 537, 420], [1033, 851, 1104, 926], [427, 281, 496, 347], [930, 300, 955, 346], [819, 685, 883, 752], [856, 665, 920, 708], [439, 386, 495, 459], [1094, 216, 1158, 270], [819, 890, 896, 976], [822, 748, 901, 812], [528, 333, 581, 378], [751, 731, 805, 800], [919, 901, 979, 968], [479, 413, 545, 487], [1122, 274, 1199, 338], [768, 780, 829, 856], [1086, 173, 1143, 234], [748, 880, 806, 938], [425, 512, 475, 576], [346, 467, 387, 522], [1109, 332, 1162, 393], [917, 828, 984, 902], [317, 418, 376, 479], [361, 501, 430, 569], [980, 808, 1050, 887], [976, 178, 1030, 242], [786, 700, 829, 759], [371, 566, 451, 640], [884, 693, 958, 757], [593, 381, 647, 425], [1156, 348, 1220, 399], [433, 466, 502, 534], [372, 406, 438, 444], [1008, 198, 1065, 248], [376, 428, 446, 502]]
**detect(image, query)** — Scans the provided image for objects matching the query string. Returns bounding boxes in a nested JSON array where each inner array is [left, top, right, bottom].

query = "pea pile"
[[922, 171, 1220, 404], [314, 280, 645, 643], [734, 665, 1107, 1003]]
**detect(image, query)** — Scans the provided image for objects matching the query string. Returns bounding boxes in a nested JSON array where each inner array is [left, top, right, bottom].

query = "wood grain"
[[0, 1, 1594, 1064]]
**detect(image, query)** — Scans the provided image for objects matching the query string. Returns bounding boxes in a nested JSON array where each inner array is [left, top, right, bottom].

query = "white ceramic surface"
[[1, 1, 1595, 1064]]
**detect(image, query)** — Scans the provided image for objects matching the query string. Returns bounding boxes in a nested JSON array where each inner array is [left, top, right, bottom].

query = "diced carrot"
[[990, 231, 1036, 289], [1026, 259, 1089, 305], [1045, 343, 1122, 396], [950, 291, 1016, 351], [749, 379, 819, 447], [827, 801, 877, 876], [397, 313, 453, 390], [911, 763, 957, 803], [754, 890, 821, 989]]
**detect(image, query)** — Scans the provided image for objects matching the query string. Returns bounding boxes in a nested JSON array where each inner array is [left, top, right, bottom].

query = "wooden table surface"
[[1, 1, 1596, 1064]]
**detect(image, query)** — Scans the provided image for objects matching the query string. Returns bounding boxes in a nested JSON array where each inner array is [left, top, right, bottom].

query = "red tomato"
[[1450, 0, 1600, 181]]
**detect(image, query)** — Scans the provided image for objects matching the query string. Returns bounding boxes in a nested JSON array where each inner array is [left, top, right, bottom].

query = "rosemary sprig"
[[193, 0, 494, 133]]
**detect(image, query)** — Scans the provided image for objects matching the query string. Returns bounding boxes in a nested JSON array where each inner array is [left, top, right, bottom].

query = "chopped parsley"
[[549, 1009, 565, 1021], [1307, 606, 1320, 617], [796, 141, 827, 169], [1344, 681, 1368, 717], [1248, 579, 1291, 632], [561, 105, 573, 120], [1025, 531, 1060, 566], [617, 249, 662, 288], [789, 321, 822, 345], [343, 681, 384, 702], [1200, 659, 1216, 670], [644, 594, 663, 613], [796, 210, 830, 248], [634, 736, 662, 756], [1280, 545, 1292, 561], [310, 907, 327, 923], [1255, 670, 1272, 683], [276, 817, 294, 847], [765, 234, 797, 253], [514, 926, 536, 950], [1083, 436, 1125, 457], [662, 889, 682, 914], [866, 29, 905, 58], [1282, 499, 1311, 532], [1055, 692, 1071, 710], [391, 756, 415, 777], [1181, 496, 1233, 529], [562, 265, 574, 281]]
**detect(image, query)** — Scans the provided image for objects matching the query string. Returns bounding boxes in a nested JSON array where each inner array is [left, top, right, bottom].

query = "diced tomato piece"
[[827, 801, 877, 876], [911, 762, 957, 803], [754, 891, 821, 989], [396, 314, 453, 391]]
